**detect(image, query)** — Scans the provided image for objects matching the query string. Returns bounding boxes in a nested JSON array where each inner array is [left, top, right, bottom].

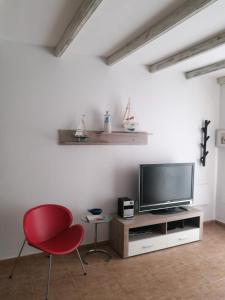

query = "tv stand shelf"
[[110, 208, 203, 258]]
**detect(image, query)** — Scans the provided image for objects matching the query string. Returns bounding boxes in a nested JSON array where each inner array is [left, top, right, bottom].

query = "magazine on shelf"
[[86, 214, 104, 222]]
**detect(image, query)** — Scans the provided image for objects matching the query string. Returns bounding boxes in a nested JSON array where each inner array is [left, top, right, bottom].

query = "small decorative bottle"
[[104, 111, 112, 133]]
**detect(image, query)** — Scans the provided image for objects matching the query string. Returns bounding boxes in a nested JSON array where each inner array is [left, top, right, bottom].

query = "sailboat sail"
[[75, 114, 88, 137], [122, 98, 138, 131]]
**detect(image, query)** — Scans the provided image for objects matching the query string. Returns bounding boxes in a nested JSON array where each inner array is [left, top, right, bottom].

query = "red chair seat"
[[9, 204, 86, 300], [30, 224, 84, 255]]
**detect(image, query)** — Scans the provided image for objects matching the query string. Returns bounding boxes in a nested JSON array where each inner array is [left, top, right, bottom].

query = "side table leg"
[[83, 223, 112, 264], [94, 223, 97, 250], [83, 223, 98, 264]]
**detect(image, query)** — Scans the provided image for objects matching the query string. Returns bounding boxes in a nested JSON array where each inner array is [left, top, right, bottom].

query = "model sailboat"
[[74, 114, 88, 141], [122, 98, 138, 131]]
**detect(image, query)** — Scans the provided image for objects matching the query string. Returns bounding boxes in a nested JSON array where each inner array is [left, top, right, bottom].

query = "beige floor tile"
[[1, 223, 225, 299]]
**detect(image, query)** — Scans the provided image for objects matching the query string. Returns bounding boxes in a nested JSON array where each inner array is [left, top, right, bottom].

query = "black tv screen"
[[139, 163, 194, 212]]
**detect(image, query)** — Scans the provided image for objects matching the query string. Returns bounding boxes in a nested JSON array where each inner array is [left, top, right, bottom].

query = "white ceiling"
[[0, 0, 83, 46], [1, 0, 225, 78]]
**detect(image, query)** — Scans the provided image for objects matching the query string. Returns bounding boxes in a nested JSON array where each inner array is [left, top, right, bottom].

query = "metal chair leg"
[[45, 254, 52, 300], [9, 239, 26, 279], [76, 248, 87, 275]]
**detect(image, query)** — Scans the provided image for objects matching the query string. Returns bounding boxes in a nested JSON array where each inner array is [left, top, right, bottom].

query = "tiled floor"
[[1, 222, 225, 299]]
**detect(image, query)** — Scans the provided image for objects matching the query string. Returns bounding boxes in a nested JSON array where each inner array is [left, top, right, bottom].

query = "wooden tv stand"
[[110, 208, 203, 258]]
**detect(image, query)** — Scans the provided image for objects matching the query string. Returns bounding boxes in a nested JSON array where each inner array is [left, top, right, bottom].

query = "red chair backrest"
[[23, 204, 73, 244]]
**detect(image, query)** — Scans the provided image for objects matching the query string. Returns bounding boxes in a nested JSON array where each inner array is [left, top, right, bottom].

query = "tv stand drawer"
[[128, 229, 200, 257], [110, 208, 203, 258], [167, 228, 200, 248], [128, 235, 167, 257]]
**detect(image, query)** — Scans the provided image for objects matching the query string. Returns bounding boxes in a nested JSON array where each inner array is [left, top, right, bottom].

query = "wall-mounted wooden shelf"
[[58, 130, 148, 145]]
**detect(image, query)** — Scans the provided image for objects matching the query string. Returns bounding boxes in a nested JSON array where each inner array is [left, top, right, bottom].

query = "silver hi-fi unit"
[[118, 197, 135, 219]]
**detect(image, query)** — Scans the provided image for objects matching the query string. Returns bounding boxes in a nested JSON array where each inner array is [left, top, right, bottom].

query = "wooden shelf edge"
[[58, 129, 149, 145]]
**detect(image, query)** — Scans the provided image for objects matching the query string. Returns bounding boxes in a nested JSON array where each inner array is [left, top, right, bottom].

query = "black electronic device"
[[139, 163, 194, 213], [118, 197, 134, 218]]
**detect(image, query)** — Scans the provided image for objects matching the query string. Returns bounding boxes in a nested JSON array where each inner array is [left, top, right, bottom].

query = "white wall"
[[216, 86, 225, 221], [0, 41, 219, 259]]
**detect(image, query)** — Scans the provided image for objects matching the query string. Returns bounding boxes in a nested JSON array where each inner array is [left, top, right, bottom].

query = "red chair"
[[9, 204, 86, 299]]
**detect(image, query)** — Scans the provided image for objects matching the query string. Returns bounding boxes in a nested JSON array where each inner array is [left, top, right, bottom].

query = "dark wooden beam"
[[148, 31, 225, 72], [185, 59, 225, 79], [55, 0, 103, 57], [217, 76, 225, 85], [106, 0, 218, 65]]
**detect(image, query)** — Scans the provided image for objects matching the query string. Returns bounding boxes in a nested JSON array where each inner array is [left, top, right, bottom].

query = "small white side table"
[[81, 214, 112, 264]]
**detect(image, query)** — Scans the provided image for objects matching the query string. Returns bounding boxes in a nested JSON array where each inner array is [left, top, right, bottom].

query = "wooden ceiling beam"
[[217, 76, 225, 85], [55, 0, 103, 57], [148, 31, 225, 73], [106, 0, 218, 66], [185, 59, 225, 79]]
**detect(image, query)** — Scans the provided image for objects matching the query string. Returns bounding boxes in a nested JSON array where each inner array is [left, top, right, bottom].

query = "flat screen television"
[[139, 163, 194, 213]]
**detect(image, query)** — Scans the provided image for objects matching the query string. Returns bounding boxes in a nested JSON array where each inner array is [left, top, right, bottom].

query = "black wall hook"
[[200, 120, 210, 167]]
